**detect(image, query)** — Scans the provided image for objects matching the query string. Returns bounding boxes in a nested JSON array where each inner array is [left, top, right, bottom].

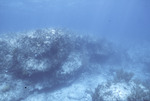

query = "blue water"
[[0, 0, 150, 40], [0, 0, 150, 101]]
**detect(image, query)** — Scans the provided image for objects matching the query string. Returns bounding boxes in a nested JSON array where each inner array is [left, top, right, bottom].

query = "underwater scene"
[[0, 0, 150, 101]]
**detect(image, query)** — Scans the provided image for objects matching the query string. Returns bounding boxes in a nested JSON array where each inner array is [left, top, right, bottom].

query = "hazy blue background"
[[0, 0, 150, 42]]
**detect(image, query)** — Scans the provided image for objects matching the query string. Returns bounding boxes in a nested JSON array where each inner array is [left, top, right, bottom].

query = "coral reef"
[[0, 28, 115, 101]]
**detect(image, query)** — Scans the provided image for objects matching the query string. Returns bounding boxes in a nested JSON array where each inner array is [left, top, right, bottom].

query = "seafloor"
[[0, 28, 150, 101]]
